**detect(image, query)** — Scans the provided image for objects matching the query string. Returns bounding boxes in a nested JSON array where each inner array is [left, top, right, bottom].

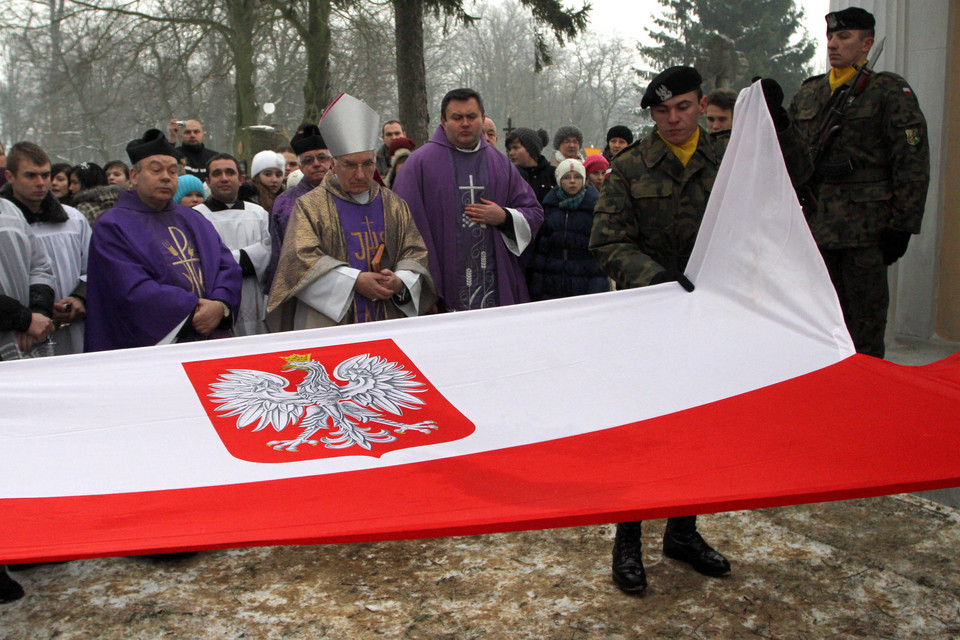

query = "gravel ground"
[[2, 495, 959, 639]]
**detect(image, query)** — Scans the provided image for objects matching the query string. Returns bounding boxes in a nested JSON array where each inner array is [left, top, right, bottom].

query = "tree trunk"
[[229, 0, 260, 161], [301, 0, 332, 123], [394, 0, 430, 145]]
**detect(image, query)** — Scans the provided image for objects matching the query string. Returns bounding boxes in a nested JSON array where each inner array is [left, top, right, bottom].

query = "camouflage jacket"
[[589, 127, 727, 288], [788, 71, 929, 248]]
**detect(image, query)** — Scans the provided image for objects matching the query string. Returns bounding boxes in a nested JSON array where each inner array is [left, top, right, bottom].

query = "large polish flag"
[[3, 85, 959, 563]]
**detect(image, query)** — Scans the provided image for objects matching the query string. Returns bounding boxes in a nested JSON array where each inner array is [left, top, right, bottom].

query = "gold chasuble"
[[266, 172, 436, 331]]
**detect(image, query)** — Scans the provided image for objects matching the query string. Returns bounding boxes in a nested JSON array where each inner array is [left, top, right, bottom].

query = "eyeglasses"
[[300, 153, 332, 165]]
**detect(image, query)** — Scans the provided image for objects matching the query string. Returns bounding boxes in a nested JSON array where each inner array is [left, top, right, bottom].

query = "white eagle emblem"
[[208, 353, 437, 452], [655, 85, 673, 102]]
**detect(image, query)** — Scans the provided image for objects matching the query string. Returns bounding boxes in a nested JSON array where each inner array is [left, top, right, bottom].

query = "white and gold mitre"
[[319, 93, 381, 158]]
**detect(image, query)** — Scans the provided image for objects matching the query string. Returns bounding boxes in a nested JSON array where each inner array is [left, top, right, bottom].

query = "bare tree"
[[63, 0, 274, 158], [422, 0, 637, 150], [0, 0, 636, 167], [558, 34, 640, 145], [265, 0, 334, 123], [393, 0, 589, 144]]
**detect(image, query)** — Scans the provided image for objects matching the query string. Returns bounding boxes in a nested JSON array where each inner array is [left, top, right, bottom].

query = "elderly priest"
[[267, 94, 436, 330]]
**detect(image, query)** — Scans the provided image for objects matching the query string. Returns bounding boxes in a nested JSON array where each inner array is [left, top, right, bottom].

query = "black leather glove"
[[650, 268, 695, 292], [879, 228, 912, 265], [753, 76, 790, 132]]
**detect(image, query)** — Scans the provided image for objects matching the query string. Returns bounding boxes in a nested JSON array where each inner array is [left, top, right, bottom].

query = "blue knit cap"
[[174, 174, 205, 204]]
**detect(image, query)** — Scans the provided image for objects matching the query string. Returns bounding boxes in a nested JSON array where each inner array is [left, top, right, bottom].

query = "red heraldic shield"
[[183, 339, 474, 463]]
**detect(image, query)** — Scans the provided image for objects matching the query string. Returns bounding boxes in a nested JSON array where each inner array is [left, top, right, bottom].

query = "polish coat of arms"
[[183, 339, 474, 463]]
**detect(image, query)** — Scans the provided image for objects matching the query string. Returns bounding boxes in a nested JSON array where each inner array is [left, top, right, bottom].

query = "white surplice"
[[29, 204, 90, 355], [195, 201, 271, 336]]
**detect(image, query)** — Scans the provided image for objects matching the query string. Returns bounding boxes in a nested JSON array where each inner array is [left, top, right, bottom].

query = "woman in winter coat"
[[69, 162, 121, 227], [526, 158, 611, 301]]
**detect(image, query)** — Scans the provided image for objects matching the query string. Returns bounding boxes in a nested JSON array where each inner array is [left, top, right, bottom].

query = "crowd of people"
[[0, 6, 930, 603]]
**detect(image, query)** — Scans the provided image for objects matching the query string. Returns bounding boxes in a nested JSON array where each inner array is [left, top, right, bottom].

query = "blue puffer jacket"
[[526, 185, 610, 301]]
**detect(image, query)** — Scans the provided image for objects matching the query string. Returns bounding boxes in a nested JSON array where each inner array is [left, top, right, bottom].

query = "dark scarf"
[[0, 183, 68, 224], [555, 185, 587, 211]]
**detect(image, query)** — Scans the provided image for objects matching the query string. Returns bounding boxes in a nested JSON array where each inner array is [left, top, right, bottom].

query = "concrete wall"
[[936, 5, 960, 340], [832, 1, 953, 341]]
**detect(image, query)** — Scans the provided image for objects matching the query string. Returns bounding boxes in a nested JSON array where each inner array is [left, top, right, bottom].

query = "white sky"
[[584, 0, 831, 74]]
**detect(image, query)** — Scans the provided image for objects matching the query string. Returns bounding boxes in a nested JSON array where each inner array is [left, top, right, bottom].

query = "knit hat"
[[553, 125, 583, 150], [583, 154, 609, 175], [390, 147, 413, 170], [555, 158, 586, 184], [250, 150, 284, 179], [606, 125, 634, 145], [286, 168, 304, 189], [387, 137, 416, 162], [508, 127, 543, 160], [174, 174, 205, 204]]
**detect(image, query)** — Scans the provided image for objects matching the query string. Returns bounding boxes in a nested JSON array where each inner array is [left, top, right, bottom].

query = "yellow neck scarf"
[[828, 65, 859, 94], [658, 128, 700, 167]]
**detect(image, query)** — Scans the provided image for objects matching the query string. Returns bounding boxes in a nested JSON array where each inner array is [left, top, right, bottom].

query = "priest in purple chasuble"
[[266, 93, 436, 331], [84, 129, 242, 352], [264, 126, 333, 293], [391, 87, 543, 311]]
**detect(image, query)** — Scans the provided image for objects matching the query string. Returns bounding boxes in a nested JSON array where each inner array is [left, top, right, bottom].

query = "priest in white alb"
[[194, 153, 271, 336]]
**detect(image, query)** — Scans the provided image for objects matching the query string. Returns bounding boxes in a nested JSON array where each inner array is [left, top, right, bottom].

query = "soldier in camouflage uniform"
[[788, 7, 929, 358], [589, 66, 807, 595]]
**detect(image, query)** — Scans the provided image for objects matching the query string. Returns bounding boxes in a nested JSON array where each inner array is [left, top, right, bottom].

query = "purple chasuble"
[[84, 190, 242, 352], [265, 178, 317, 293], [392, 127, 543, 311], [336, 193, 387, 323]]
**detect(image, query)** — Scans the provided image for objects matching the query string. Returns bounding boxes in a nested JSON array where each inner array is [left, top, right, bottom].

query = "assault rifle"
[[798, 37, 886, 212]]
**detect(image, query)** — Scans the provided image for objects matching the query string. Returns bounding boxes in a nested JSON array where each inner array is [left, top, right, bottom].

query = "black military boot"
[[0, 567, 24, 604], [612, 521, 647, 593], [663, 516, 731, 577]]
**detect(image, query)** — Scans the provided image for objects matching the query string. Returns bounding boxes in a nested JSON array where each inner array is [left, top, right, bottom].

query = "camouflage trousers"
[[820, 246, 888, 358]]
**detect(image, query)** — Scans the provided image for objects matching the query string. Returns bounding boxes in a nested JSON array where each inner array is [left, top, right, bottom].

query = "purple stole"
[[450, 148, 498, 310], [336, 193, 387, 323]]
